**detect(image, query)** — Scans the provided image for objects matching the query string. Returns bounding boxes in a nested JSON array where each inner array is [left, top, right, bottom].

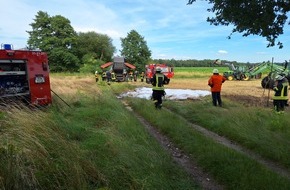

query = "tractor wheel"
[[227, 75, 234, 81], [261, 76, 274, 89], [242, 74, 250, 81]]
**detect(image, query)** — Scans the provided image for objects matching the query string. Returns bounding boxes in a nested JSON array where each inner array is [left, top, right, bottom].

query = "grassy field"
[[0, 69, 290, 189], [173, 67, 229, 79]]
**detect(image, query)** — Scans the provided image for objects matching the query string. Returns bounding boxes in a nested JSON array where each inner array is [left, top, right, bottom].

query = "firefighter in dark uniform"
[[273, 74, 289, 113], [140, 71, 145, 82], [151, 67, 168, 109], [102, 71, 107, 81]]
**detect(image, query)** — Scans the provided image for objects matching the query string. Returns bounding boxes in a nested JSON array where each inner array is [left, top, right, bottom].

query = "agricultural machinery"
[[221, 61, 262, 81], [260, 61, 290, 88], [215, 59, 290, 88], [145, 63, 174, 84], [100, 56, 136, 82], [0, 44, 52, 106]]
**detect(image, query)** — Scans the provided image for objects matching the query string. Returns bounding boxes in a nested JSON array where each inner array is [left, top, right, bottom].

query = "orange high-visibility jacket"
[[208, 74, 226, 92]]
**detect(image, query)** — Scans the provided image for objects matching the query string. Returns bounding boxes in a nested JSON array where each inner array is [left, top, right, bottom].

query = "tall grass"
[[0, 75, 199, 189], [0, 106, 101, 189], [2, 71, 289, 189], [126, 97, 290, 189]]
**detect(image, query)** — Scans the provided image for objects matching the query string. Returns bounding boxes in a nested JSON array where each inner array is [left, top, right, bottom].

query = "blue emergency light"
[[3, 44, 12, 50]]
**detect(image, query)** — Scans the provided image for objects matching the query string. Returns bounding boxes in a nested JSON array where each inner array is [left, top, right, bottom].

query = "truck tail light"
[[35, 74, 45, 83]]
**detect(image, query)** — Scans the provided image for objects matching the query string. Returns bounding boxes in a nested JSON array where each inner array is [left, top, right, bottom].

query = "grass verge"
[[126, 97, 290, 189], [0, 76, 199, 189]]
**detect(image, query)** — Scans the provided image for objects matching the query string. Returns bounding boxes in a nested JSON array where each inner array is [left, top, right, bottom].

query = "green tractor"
[[222, 62, 252, 81], [213, 60, 257, 81], [261, 61, 290, 89]]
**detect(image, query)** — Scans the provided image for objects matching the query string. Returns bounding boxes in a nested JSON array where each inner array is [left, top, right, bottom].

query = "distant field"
[[173, 67, 229, 78]]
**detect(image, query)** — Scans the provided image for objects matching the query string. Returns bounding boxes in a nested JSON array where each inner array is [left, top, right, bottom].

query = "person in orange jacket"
[[208, 69, 226, 107]]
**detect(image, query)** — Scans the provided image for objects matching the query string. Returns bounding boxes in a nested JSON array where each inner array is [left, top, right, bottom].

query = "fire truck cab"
[[0, 44, 52, 106], [145, 63, 174, 84]]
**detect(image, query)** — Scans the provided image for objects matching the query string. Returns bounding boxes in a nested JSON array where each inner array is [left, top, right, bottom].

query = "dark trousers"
[[152, 90, 164, 108], [211, 92, 222, 106], [273, 100, 286, 112]]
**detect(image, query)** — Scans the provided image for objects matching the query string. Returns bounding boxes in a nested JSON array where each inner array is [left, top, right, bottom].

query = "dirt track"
[[121, 100, 224, 190], [124, 78, 290, 189]]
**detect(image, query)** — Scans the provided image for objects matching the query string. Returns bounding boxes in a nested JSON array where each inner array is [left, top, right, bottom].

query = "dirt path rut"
[[122, 100, 224, 190], [164, 107, 290, 180]]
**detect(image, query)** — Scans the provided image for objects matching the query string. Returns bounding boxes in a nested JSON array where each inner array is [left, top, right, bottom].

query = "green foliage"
[[187, 0, 290, 48], [120, 30, 151, 71], [49, 47, 80, 72], [73, 31, 115, 63], [27, 11, 79, 72], [79, 55, 105, 73], [27, 11, 77, 51]]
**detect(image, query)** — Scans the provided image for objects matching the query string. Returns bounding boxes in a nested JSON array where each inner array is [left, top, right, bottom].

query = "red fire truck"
[[0, 44, 52, 106], [145, 63, 174, 84]]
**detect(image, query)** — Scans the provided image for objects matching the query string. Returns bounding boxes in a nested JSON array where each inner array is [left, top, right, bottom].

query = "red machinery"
[[0, 44, 52, 106], [145, 63, 174, 84], [100, 56, 136, 82]]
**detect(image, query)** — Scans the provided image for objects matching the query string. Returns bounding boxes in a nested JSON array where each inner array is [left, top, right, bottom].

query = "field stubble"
[[169, 78, 275, 107]]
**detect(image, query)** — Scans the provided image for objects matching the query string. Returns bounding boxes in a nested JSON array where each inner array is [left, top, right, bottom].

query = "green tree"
[[79, 54, 105, 73], [49, 48, 79, 72], [120, 30, 151, 71], [187, 0, 290, 48], [27, 11, 79, 72], [73, 31, 115, 63]]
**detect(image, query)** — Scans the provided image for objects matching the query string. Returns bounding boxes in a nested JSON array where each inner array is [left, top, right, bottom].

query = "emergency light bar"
[[1, 44, 13, 50], [4, 44, 12, 50]]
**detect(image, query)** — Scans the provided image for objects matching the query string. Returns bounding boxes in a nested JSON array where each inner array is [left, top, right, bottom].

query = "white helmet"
[[275, 75, 284, 80], [213, 69, 219, 74]]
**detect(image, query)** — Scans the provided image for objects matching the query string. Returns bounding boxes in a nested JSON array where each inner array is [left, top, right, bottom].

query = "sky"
[[1, 0, 290, 63]]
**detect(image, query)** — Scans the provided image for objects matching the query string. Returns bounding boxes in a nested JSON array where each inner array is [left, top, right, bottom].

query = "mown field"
[[0, 67, 289, 190]]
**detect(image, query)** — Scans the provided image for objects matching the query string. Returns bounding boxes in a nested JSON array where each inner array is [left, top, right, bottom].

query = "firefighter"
[[111, 71, 116, 82], [208, 69, 226, 107], [129, 71, 133, 81], [272, 74, 289, 113], [106, 70, 111, 84], [133, 70, 138, 82], [151, 67, 168, 109], [123, 71, 128, 82], [95, 71, 99, 82], [140, 71, 145, 82], [102, 71, 107, 81]]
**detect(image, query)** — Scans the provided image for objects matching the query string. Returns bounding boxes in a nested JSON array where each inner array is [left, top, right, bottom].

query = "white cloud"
[[1, 0, 290, 62], [218, 50, 228, 54]]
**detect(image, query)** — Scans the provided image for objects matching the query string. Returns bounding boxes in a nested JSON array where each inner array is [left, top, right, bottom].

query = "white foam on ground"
[[119, 87, 211, 100]]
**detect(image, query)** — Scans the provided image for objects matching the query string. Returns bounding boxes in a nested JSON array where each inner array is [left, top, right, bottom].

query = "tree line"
[[27, 11, 151, 73], [26, 0, 289, 72]]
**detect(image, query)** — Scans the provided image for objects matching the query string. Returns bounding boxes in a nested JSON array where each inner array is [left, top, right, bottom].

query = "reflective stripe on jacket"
[[152, 73, 165, 91], [273, 80, 289, 100]]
